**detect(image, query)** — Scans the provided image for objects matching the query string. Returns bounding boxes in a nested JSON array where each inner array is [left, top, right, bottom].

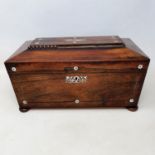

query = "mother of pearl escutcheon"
[[65, 76, 87, 83]]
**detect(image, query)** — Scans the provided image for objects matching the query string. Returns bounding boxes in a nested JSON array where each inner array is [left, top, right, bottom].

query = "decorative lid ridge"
[[28, 36, 125, 50]]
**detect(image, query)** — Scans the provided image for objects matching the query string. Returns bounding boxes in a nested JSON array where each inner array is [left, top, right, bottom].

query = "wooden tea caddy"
[[5, 36, 150, 112]]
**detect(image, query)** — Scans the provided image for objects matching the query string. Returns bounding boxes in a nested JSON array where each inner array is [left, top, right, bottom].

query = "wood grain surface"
[[5, 36, 150, 112]]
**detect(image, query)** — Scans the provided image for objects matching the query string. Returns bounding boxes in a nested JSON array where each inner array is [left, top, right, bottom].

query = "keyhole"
[[74, 76, 79, 83]]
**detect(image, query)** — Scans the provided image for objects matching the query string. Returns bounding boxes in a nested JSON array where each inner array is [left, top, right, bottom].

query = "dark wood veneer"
[[5, 36, 150, 112]]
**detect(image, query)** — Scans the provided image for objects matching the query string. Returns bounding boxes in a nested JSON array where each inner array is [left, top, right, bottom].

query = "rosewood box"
[[5, 36, 150, 112]]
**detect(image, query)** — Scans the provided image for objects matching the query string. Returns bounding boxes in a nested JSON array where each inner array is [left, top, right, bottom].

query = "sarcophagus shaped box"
[[5, 36, 150, 112]]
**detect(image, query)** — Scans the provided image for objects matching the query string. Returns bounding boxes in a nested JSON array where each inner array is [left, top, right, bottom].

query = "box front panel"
[[10, 70, 145, 109]]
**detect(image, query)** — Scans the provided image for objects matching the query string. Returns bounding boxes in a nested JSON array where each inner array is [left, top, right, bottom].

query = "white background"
[[0, 0, 155, 155]]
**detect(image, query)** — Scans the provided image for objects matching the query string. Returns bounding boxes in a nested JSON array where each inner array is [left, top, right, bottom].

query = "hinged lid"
[[5, 36, 150, 64], [28, 36, 125, 49]]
